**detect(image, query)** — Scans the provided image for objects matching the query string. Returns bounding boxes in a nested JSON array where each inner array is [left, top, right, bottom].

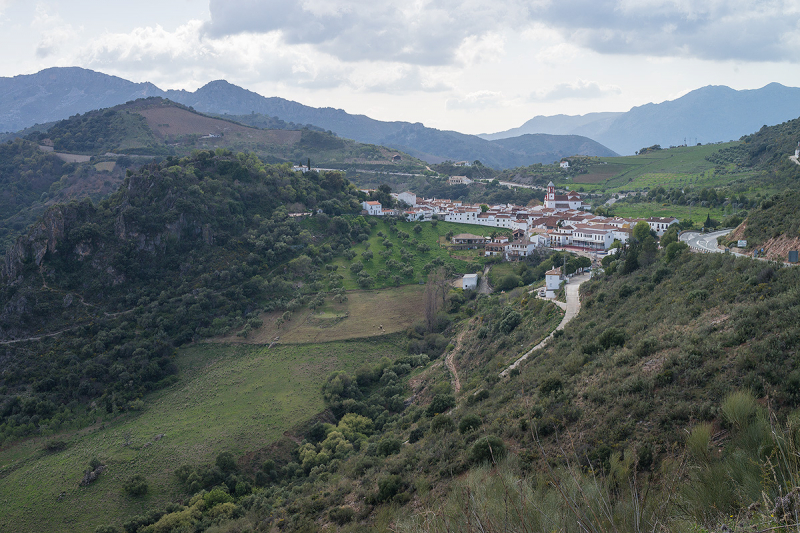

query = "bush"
[[123, 474, 148, 496], [497, 274, 522, 291], [409, 427, 425, 443], [377, 437, 401, 456], [377, 474, 402, 502], [430, 414, 455, 433], [597, 328, 626, 350], [329, 507, 355, 525], [426, 394, 456, 416], [470, 435, 507, 465], [459, 414, 482, 433]]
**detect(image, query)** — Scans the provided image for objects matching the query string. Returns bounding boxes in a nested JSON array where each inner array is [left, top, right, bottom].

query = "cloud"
[[75, 20, 455, 94], [31, 3, 79, 59], [530, 80, 622, 101], [533, 0, 800, 63], [203, 0, 525, 66], [446, 90, 505, 110], [199, 0, 800, 67]]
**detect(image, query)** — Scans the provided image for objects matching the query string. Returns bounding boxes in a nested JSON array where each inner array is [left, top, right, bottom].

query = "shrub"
[[497, 274, 522, 291], [329, 507, 355, 525], [499, 309, 523, 334], [470, 435, 507, 465], [409, 427, 425, 443], [430, 414, 455, 433], [539, 375, 562, 395], [426, 394, 456, 416], [123, 474, 148, 496], [216, 451, 238, 472], [459, 414, 482, 433], [597, 328, 626, 350], [377, 475, 402, 502], [377, 437, 402, 456], [720, 390, 758, 430]]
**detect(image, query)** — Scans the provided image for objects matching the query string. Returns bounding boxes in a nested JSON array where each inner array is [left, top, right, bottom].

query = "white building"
[[448, 175, 472, 185], [572, 228, 615, 250], [462, 273, 478, 290], [543, 182, 590, 211], [361, 201, 384, 216], [506, 239, 538, 259], [396, 192, 417, 206], [560, 161, 570, 169], [646, 217, 678, 236], [545, 267, 563, 299]]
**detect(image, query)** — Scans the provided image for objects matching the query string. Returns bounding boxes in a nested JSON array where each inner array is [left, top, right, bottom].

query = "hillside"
[[721, 189, 800, 260], [2, 68, 620, 170], [485, 84, 800, 155], [4, 220, 800, 531], [0, 151, 364, 444], [490, 133, 618, 159], [0, 138, 129, 256]]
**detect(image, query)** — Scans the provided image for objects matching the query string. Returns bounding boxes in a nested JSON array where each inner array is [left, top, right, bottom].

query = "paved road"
[[499, 272, 591, 378], [679, 229, 735, 254]]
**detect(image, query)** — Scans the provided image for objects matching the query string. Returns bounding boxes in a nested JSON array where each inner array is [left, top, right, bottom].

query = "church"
[[543, 182, 591, 211]]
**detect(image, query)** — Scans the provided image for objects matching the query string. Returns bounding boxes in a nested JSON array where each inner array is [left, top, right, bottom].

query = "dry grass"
[[136, 108, 301, 146], [220, 285, 426, 345]]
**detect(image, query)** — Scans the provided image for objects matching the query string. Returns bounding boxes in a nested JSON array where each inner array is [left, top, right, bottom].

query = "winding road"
[[679, 229, 735, 254], [499, 271, 591, 378]]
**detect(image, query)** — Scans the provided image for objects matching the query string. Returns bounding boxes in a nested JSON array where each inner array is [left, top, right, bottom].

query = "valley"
[[0, 68, 799, 533]]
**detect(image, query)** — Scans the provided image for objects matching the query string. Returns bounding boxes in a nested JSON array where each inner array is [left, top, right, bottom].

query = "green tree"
[[633, 221, 652, 242]]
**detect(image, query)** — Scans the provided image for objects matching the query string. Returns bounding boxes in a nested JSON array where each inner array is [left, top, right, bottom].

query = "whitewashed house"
[[362, 201, 384, 216], [545, 267, 563, 299], [462, 273, 478, 290], [646, 217, 678, 236]]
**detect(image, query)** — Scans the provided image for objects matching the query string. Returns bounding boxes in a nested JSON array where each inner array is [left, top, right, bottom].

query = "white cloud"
[[203, 0, 527, 66], [530, 80, 622, 101], [446, 90, 505, 110], [31, 3, 79, 58]]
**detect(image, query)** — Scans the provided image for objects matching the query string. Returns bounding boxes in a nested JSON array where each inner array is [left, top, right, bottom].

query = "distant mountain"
[[480, 112, 623, 141], [0, 67, 162, 133], [0, 68, 617, 169], [484, 84, 800, 155], [490, 133, 617, 160]]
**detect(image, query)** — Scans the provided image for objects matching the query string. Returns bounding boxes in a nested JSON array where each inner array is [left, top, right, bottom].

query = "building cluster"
[[359, 182, 678, 258]]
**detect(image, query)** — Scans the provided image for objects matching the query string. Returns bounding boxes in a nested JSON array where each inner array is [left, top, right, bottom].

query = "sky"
[[1, 0, 799, 134]]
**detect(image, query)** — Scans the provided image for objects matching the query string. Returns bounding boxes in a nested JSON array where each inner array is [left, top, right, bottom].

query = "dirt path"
[[477, 265, 491, 294], [446, 328, 468, 394], [499, 272, 591, 378]]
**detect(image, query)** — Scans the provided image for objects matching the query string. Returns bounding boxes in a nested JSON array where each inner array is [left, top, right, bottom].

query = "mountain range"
[[482, 83, 800, 155], [3, 67, 800, 165]]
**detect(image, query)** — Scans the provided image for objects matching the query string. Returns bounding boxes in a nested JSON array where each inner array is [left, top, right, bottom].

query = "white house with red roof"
[[361, 201, 384, 216]]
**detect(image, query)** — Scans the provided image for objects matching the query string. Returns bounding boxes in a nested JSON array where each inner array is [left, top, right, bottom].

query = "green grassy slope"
[[0, 338, 407, 532]]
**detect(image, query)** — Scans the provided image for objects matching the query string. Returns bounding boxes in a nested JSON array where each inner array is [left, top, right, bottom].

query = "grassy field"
[[332, 220, 508, 290], [0, 338, 408, 533], [223, 285, 426, 344], [563, 143, 760, 193], [608, 202, 728, 225]]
